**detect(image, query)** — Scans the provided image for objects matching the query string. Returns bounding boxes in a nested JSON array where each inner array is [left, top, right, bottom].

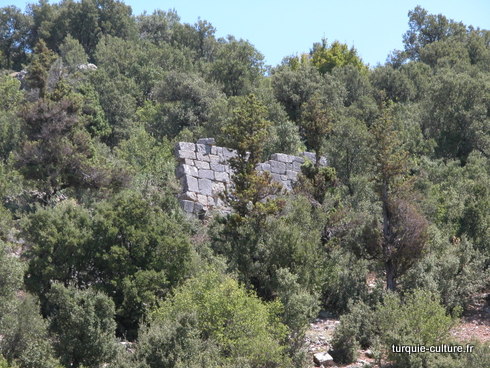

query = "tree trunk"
[[385, 259, 397, 291]]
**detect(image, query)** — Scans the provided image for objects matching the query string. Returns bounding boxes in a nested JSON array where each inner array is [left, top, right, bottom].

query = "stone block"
[[197, 138, 215, 145], [177, 150, 196, 160], [270, 160, 286, 174], [195, 161, 210, 169], [198, 178, 213, 196], [197, 194, 208, 205], [196, 144, 208, 154], [207, 196, 215, 206], [271, 173, 283, 183], [270, 153, 293, 163], [209, 155, 221, 163], [210, 163, 226, 172], [198, 169, 214, 180], [182, 159, 194, 165], [196, 152, 210, 162], [181, 175, 199, 192], [292, 156, 305, 164], [176, 164, 198, 178], [286, 170, 298, 180], [212, 182, 225, 195], [179, 191, 197, 201], [180, 200, 194, 213], [215, 172, 229, 182], [313, 352, 334, 367], [175, 142, 196, 151], [193, 202, 204, 213]]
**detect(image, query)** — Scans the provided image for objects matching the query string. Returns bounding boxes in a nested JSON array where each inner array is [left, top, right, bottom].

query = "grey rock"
[[195, 144, 208, 154], [180, 200, 194, 213], [210, 163, 226, 172], [175, 142, 196, 151], [270, 160, 286, 174], [293, 161, 303, 171], [177, 164, 198, 178], [215, 172, 230, 182], [177, 150, 196, 160], [181, 175, 199, 192], [179, 191, 198, 201], [195, 161, 210, 169], [209, 155, 221, 163], [286, 170, 298, 180], [198, 169, 214, 180], [313, 352, 334, 367], [198, 178, 213, 196], [193, 202, 204, 213], [196, 152, 211, 162]]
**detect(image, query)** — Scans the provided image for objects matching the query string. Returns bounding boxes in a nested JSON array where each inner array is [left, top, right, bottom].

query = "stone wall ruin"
[[175, 138, 327, 215]]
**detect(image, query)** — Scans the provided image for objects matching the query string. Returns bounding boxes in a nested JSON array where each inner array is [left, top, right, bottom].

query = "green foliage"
[[0, 6, 31, 70], [0, 75, 23, 161], [151, 270, 290, 368], [310, 39, 367, 75], [46, 284, 117, 368], [25, 40, 58, 98], [209, 36, 265, 96]]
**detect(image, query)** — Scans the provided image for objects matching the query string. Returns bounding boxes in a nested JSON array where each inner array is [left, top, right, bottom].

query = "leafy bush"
[[150, 270, 290, 368]]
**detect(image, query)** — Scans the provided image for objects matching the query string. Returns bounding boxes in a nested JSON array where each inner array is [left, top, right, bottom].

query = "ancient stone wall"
[[175, 138, 327, 215]]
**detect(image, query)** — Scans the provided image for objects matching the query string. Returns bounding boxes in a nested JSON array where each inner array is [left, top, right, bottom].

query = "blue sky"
[[4, 0, 490, 67]]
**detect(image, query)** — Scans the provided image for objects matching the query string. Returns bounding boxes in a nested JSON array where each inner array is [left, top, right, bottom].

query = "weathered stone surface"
[[313, 352, 334, 367], [210, 163, 226, 172], [176, 164, 198, 178], [177, 150, 196, 160], [196, 152, 211, 162], [179, 191, 198, 201], [198, 169, 214, 180], [176, 142, 196, 151], [180, 200, 194, 213], [198, 178, 213, 196], [215, 172, 230, 182], [195, 143, 208, 154], [271, 153, 293, 163], [270, 160, 286, 174], [181, 175, 199, 192], [286, 170, 298, 180], [195, 161, 210, 169], [212, 182, 226, 195]]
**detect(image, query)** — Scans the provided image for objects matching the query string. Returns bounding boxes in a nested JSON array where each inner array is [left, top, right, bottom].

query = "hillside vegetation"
[[0, 2, 489, 367]]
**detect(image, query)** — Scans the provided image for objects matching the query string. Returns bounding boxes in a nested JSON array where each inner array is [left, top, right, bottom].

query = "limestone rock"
[[313, 352, 334, 367]]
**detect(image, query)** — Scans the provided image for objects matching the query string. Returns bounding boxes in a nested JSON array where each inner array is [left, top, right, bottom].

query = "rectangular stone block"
[[196, 152, 210, 162], [180, 200, 194, 213], [210, 163, 226, 172], [270, 153, 293, 163], [302, 151, 316, 162], [181, 175, 199, 192], [196, 143, 208, 154], [193, 202, 204, 213], [176, 164, 198, 178], [182, 159, 195, 165], [214, 172, 229, 182], [209, 155, 221, 163], [195, 161, 210, 169], [198, 169, 214, 180], [270, 160, 286, 174], [175, 142, 196, 151], [286, 170, 298, 180], [179, 191, 197, 201], [198, 178, 213, 196], [177, 150, 196, 160], [292, 156, 305, 164]]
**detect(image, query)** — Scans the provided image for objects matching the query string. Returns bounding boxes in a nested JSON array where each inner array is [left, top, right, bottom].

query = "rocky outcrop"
[[175, 138, 327, 215]]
